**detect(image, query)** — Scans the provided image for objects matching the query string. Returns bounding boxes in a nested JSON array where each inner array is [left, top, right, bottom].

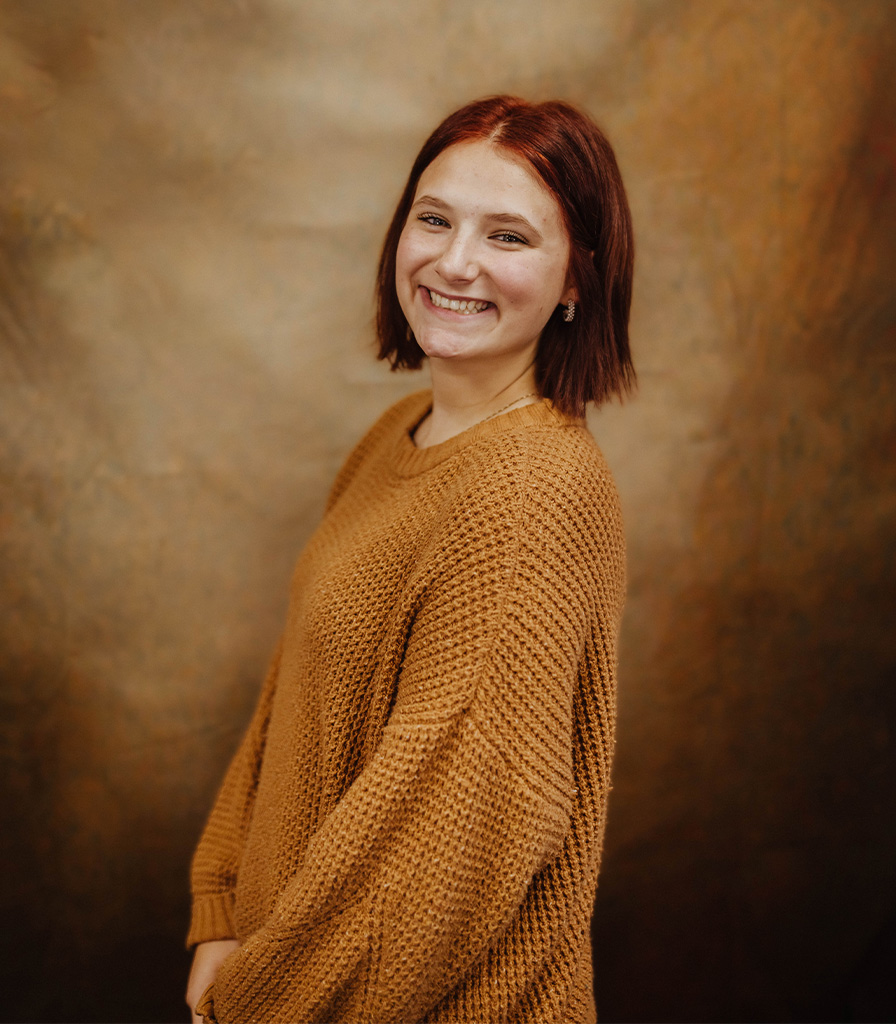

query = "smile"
[[426, 288, 491, 315]]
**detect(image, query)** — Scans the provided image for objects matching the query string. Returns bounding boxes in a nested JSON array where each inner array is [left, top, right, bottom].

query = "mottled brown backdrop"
[[1, 2, 894, 1022]]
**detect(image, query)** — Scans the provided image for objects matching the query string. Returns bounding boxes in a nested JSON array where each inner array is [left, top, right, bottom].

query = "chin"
[[415, 333, 476, 362]]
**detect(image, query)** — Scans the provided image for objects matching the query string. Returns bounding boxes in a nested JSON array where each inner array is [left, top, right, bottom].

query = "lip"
[[419, 286, 493, 316]]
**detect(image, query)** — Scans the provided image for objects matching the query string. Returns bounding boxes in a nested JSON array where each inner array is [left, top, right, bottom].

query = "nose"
[[434, 230, 478, 283]]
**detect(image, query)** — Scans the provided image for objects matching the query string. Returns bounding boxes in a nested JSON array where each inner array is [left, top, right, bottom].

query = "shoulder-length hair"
[[375, 95, 635, 417]]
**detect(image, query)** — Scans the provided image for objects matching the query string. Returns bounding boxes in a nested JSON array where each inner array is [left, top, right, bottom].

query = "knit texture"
[[188, 391, 626, 1024]]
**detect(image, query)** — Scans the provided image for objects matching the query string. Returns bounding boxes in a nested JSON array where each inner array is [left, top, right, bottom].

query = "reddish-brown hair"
[[375, 95, 635, 416]]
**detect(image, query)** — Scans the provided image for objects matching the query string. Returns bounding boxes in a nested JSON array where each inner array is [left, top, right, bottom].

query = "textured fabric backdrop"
[[1, 1, 894, 1021]]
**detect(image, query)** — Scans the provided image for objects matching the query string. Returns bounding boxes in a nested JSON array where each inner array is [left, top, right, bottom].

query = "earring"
[[563, 299, 576, 323]]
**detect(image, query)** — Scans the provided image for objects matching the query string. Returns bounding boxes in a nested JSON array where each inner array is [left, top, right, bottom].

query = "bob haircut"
[[375, 95, 635, 418]]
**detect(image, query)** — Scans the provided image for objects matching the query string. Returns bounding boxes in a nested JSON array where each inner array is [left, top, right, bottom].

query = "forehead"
[[414, 140, 564, 227]]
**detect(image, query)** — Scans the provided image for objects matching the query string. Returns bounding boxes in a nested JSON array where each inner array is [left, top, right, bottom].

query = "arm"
[[188, 394, 425, 948], [187, 636, 283, 947], [204, 449, 624, 1023]]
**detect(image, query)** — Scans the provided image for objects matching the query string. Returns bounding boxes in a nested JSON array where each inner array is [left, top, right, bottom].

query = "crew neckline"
[[390, 390, 578, 476]]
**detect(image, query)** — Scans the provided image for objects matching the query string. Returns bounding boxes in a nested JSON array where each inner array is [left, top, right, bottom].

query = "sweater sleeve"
[[187, 636, 283, 948], [203, 445, 624, 1023]]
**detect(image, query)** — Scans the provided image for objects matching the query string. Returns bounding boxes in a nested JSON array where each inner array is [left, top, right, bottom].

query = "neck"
[[414, 354, 540, 449]]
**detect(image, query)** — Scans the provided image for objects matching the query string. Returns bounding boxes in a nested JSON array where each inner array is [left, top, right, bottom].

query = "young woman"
[[186, 94, 634, 1024]]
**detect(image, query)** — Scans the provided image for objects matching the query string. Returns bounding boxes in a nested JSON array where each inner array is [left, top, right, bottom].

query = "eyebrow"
[[412, 195, 544, 242]]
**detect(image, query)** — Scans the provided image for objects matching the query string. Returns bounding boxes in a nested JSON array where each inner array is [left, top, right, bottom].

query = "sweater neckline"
[[390, 390, 577, 476]]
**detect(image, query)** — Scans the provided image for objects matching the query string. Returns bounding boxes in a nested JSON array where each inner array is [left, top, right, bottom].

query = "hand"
[[186, 939, 240, 1023]]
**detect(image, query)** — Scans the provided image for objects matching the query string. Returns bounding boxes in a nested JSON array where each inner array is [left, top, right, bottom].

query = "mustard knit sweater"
[[188, 391, 626, 1024]]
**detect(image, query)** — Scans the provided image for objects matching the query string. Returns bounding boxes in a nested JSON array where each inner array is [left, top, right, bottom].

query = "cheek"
[[395, 229, 430, 289], [497, 262, 559, 313], [394, 232, 412, 289], [394, 232, 422, 321]]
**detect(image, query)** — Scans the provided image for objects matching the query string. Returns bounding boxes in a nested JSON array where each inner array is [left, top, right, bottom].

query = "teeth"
[[428, 290, 489, 314]]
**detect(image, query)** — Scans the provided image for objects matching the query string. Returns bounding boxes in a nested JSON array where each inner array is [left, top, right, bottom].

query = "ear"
[[561, 266, 578, 305]]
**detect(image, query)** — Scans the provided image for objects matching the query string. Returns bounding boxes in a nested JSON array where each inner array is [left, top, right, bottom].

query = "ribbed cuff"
[[186, 892, 237, 949], [195, 983, 217, 1023]]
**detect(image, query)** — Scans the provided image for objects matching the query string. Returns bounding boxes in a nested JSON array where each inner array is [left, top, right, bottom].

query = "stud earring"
[[563, 299, 576, 323]]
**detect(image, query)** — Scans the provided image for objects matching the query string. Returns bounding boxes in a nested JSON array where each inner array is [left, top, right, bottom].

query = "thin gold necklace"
[[480, 392, 541, 423], [415, 393, 541, 447]]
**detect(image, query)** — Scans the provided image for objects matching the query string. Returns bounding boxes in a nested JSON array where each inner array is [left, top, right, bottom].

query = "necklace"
[[414, 392, 541, 448], [480, 392, 541, 423]]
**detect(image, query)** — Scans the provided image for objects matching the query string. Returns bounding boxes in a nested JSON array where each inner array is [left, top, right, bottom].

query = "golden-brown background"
[[2, 2, 894, 1021]]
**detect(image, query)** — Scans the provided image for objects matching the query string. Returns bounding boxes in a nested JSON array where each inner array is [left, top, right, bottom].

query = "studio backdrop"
[[1, 1, 894, 1021]]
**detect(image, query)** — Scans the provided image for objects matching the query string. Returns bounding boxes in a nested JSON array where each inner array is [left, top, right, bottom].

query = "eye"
[[417, 213, 449, 227], [492, 231, 529, 245]]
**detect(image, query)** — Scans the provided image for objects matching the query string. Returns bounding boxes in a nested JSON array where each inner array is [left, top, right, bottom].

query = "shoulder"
[[375, 388, 432, 430], [494, 420, 627, 617], [430, 417, 626, 642], [356, 390, 432, 451], [464, 413, 622, 531], [442, 413, 625, 582], [326, 390, 430, 509]]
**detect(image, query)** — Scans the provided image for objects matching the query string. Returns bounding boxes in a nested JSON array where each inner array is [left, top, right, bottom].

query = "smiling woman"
[[394, 141, 575, 434], [186, 96, 635, 1024], [378, 96, 635, 424]]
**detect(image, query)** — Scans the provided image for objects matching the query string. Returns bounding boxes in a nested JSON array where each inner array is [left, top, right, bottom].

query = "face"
[[395, 140, 575, 371]]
